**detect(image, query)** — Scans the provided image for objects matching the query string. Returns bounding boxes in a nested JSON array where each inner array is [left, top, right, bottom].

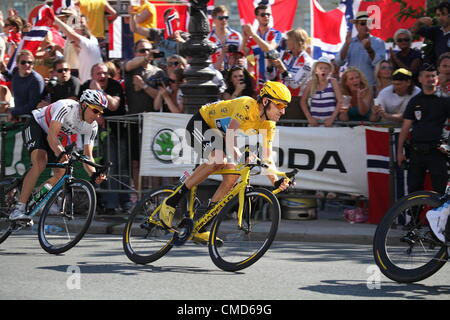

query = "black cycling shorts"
[[185, 112, 226, 161], [22, 117, 57, 163]]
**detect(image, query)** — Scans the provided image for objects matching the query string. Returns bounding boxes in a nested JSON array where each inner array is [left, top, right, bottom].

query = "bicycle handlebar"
[[48, 142, 112, 182]]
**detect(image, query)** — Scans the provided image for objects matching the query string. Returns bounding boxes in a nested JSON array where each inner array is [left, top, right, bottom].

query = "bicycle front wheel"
[[123, 187, 184, 265], [373, 191, 448, 283], [38, 179, 96, 254], [209, 187, 281, 272]]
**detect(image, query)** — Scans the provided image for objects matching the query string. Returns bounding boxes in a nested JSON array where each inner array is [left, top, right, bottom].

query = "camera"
[[227, 44, 239, 53], [148, 76, 171, 88], [264, 50, 281, 60], [152, 51, 165, 59]]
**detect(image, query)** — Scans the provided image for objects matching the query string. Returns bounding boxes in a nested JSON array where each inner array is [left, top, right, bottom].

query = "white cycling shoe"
[[426, 207, 449, 243]]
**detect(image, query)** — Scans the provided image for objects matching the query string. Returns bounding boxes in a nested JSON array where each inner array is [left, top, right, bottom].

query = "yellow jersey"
[[199, 96, 276, 150], [134, 1, 157, 42], [79, 0, 106, 38]]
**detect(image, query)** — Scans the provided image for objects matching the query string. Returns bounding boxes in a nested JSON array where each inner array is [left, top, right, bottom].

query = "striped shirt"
[[310, 80, 337, 120], [32, 99, 98, 147]]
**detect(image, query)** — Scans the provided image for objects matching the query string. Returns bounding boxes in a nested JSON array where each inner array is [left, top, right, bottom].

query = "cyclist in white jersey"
[[9, 89, 108, 221]]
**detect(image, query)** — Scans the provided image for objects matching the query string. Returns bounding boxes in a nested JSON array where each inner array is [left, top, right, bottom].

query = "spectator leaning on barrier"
[[411, 1, 450, 65], [397, 63, 450, 194], [337, 11, 386, 88], [54, 15, 103, 84], [0, 50, 45, 119], [49, 58, 81, 103], [369, 68, 421, 125], [390, 28, 422, 78], [437, 52, 450, 97], [300, 56, 342, 127], [338, 66, 373, 122]]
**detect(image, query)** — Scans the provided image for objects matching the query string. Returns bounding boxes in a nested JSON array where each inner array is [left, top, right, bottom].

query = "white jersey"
[[32, 99, 98, 147]]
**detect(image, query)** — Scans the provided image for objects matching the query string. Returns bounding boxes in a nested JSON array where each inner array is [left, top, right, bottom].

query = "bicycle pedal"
[[172, 218, 194, 246]]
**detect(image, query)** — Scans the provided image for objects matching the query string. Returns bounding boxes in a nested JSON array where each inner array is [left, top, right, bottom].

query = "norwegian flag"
[[237, 0, 297, 33], [311, 0, 360, 60], [8, 5, 55, 73], [366, 128, 391, 224]]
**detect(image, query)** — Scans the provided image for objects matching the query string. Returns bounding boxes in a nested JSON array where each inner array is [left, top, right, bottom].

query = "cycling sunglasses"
[[267, 98, 287, 110], [86, 103, 104, 114]]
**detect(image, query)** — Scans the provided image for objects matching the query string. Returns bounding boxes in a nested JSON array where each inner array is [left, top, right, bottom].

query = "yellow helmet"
[[259, 81, 292, 104]]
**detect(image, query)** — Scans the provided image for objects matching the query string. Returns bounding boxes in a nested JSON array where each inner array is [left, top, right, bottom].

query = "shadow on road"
[[36, 261, 244, 276], [299, 280, 450, 299]]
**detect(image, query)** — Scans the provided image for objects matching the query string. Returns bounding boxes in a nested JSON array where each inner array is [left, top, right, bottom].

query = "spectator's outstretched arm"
[[105, 1, 118, 22], [129, 13, 150, 38], [54, 16, 81, 46]]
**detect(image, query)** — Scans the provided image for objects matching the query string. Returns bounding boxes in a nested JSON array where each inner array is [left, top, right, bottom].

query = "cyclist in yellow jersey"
[[160, 81, 292, 242]]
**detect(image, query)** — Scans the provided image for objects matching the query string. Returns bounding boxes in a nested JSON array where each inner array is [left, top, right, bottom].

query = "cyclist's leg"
[[18, 149, 48, 204], [210, 163, 239, 203]]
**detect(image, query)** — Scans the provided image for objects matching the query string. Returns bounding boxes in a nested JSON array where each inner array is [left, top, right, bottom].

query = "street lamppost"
[[180, 0, 219, 114]]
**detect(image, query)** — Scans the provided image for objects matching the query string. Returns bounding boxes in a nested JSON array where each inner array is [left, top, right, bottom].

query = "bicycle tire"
[[123, 187, 182, 265], [373, 190, 448, 283], [0, 179, 22, 245], [209, 187, 281, 272], [38, 179, 96, 254]]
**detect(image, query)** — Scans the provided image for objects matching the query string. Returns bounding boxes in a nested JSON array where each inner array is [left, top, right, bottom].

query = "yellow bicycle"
[[122, 158, 297, 272]]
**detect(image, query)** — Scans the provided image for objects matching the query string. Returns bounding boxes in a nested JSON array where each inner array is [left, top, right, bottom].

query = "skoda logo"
[[151, 128, 183, 164]]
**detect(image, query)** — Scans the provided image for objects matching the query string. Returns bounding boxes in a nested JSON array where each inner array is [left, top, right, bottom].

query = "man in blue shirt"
[[337, 11, 386, 87], [0, 50, 45, 118]]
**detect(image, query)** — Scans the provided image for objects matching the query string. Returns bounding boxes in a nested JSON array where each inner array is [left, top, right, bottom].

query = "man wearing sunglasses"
[[9, 89, 108, 222], [337, 11, 385, 87], [208, 5, 242, 71], [242, 4, 282, 91], [159, 81, 292, 242], [0, 50, 45, 118], [50, 58, 81, 103]]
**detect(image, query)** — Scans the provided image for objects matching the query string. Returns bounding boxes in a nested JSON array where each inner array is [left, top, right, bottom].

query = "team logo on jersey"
[[151, 128, 183, 164]]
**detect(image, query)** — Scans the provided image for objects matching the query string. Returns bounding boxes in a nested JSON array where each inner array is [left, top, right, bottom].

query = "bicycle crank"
[[172, 218, 194, 246]]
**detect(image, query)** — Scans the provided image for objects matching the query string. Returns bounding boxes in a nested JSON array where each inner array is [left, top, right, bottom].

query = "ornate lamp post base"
[[180, 0, 219, 114]]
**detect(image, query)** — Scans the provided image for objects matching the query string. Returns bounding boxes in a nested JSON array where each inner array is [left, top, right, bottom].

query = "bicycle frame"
[[26, 172, 70, 218], [147, 162, 292, 234]]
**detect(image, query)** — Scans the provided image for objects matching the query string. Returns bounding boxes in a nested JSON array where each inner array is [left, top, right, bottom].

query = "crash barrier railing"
[[1, 113, 406, 205]]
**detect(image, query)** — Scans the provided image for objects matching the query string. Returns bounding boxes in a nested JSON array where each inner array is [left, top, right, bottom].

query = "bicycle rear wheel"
[[38, 179, 96, 254], [209, 187, 281, 272], [0, 179, 22, 244], [123, 187, 184, 265], [373, 191, 448, 283]]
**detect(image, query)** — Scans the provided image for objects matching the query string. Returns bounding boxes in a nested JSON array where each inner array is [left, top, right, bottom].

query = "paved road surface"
[[1, 234, 450, 301]]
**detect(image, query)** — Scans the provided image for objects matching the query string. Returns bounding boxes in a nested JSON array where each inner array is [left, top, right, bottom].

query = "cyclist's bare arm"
[[83, 144, 106, 184], [48, 120, 68, 162]]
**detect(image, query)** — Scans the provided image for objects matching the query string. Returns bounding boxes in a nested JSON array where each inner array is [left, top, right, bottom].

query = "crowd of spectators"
[[0, 1, 449, 210]]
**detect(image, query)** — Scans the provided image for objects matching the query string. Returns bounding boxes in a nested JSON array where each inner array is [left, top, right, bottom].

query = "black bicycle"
[[373, 144, 450, 283], [0, 140, 110, 254]]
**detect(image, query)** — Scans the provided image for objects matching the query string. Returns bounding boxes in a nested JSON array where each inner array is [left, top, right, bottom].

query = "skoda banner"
[[140, 113, 369, 196]]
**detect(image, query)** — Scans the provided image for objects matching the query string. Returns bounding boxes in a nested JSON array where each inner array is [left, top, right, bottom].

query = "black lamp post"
[[180, 0, 219, 114]]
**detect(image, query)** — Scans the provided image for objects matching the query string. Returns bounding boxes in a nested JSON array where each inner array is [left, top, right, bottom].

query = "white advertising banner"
[[140, 113, 368, 196]]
